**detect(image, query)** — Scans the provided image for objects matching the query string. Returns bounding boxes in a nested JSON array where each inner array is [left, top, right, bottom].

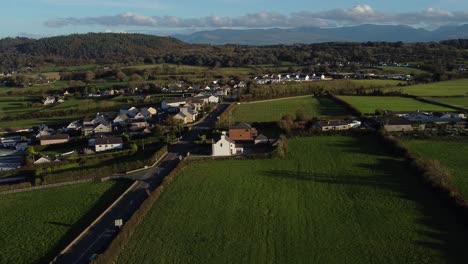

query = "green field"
[[338, 96, 455, 114], [378, 66, 428, 75], [394, 79, 468, 96], [350, 79, 405, 88], [117, 136, 468, 263], [423, 97, 468, 109], [404, 139, 468, 198], [231, 96, 348, 122], [0, 180, 131, 264]]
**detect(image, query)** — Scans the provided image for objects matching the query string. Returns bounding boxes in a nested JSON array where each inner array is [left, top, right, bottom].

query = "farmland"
[[338, 96, 455, 114], [231, 96, 348, 122], [350, 79, 405, 88], [404, 139, 468, 198], [116, 136, 468, 263], [423, 97, 468, 109], [0, 180, 131, 264], [393, 79, 468, 96]]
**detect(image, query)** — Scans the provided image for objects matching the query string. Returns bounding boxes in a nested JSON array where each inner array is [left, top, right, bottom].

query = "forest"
[[1, 33, 468, 78]]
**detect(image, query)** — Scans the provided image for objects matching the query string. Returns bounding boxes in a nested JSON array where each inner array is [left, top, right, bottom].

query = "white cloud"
[[44, 5, 468, 29], [43, 0, 165, 9]]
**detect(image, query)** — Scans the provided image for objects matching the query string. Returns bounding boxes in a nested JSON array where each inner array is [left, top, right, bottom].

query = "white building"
[[212, 132, 242, 156], [94, 137, 123, 152]]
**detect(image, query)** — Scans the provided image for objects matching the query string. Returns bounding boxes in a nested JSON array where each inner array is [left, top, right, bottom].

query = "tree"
[[85, 71, 95, 82], [116, 71, 127, 82]]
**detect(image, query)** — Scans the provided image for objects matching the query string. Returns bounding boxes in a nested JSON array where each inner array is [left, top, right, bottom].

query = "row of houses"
[[254, 73, 327, 84]]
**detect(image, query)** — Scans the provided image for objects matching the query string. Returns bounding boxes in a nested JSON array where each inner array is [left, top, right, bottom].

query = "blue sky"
[[2, 0, 468, 37]]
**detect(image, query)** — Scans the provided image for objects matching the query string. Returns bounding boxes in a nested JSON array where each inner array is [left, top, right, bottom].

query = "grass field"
[[0, 180, 131, 264], [404, 139, 468, 198], [231, 96, 348, 122], [378, 66, 428, 75], [423, 97, 468, 109], [116, 136, 468, 263], [393, 79, 468, 96], [338, 96, 455, 114], [350, 79, 405, 88]]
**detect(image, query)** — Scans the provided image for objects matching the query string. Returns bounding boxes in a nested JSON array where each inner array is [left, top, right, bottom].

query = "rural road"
[[52, 103, 229, 264]]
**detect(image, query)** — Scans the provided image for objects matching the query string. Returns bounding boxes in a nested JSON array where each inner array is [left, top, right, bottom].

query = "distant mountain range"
[[173, 24, 468, 45]]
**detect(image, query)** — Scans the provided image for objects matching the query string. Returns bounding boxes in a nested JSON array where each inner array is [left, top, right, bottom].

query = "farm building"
[[39, 134, 70, 146], [93, 137, 124, 153]]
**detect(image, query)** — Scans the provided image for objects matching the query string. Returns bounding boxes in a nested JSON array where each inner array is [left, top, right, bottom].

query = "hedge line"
[[216, 103, 236, 129], [41, 145, 168, 184], [93, 158, 187, 264], [328, 93, 362, 116], [377, 131, 468, 221]]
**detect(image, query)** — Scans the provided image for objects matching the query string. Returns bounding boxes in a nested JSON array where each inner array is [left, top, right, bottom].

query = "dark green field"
[[116, 136, 468, 263], [231, 96, 348, 122], [338, 96, 455, 114], [404, 139, 468, 198], [0, 180, 131, 264]]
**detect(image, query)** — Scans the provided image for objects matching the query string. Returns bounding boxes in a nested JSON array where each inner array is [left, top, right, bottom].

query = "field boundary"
[[239, 95, 314, 104], [409, 95, 468, 112], [125, 152, 168, 174], [52, 179, 140, 261], [93, 158, 189, 264]]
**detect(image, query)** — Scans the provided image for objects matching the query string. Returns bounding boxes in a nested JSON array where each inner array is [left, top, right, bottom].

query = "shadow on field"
[[316, 97, 349, 116], [262, 136, 468, 262], [47, 221, 72, 228], [38, 179, 133, 264]]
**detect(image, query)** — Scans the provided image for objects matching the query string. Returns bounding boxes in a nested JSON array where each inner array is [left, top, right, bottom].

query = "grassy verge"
[[0, 179, 132, 264]]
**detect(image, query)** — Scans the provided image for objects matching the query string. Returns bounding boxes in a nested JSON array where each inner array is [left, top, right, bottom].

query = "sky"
[[2, 0, 468, 38]]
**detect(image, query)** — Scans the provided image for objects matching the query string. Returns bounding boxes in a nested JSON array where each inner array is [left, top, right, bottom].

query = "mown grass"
[[350, 79, 406, 88], [0, 180, 131, 264], [231, 96, 348, 122], [338, 96, 455, 114], [423, 97, 468, 109], [116, 136, 468, 264], [404, 139, 468, 198], [393, 79, 468, 96]]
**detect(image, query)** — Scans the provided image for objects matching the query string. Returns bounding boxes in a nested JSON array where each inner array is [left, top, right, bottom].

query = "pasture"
[[231, 96, 348, 122], [350, 79, 405, 88], [404, 139, 468, 198], [116, 136, 468, 263], [0, 180, 131, 264], [378, 66, 428, 75], [395, 79, 468, 96], [338, 96, 455, 114], [423, 97, 468, 109]]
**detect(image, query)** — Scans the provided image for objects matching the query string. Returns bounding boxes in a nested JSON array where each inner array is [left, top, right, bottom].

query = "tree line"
[[1, 33, 468, 79]]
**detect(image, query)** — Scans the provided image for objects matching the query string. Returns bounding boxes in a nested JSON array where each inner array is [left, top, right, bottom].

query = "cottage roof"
[[383, 118, 412, 126], [165, 98, 187, 104], [230, 122, 253, 130], [95, 137, 123, 145], [39, 134, 70, 141], [255, 134, 268, 141], [317, 120, 349, 127]]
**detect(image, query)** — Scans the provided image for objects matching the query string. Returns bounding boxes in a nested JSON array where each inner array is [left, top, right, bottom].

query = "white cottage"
[[212, 132, 242, 156]]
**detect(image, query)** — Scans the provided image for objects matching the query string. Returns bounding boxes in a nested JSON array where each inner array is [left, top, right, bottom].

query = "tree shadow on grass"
[[316, 97, 349, 116], [262, 138, 468, 263], [37, 178, 132, 264]]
